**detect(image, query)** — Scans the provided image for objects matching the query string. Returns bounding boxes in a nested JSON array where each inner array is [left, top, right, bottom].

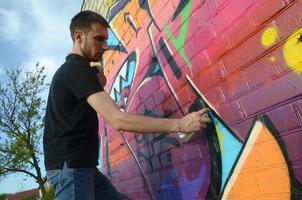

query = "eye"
[[94, 36, 106, 42]]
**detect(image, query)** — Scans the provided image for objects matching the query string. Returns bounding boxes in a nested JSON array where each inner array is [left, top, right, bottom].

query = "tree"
[[0, 63, 48, 196], [41, 186, 54, 200], [0, 193, 7, 200]]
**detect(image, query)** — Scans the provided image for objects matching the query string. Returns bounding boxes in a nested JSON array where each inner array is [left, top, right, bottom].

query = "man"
[[43, 11, 211, 200]]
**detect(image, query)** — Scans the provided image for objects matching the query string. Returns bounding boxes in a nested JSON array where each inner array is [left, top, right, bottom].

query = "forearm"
[[113, 112, 181, 133], [87, 92, 210, 134]]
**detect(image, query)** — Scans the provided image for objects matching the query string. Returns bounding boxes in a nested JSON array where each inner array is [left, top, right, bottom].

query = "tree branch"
[[2, 167, 38, 180]]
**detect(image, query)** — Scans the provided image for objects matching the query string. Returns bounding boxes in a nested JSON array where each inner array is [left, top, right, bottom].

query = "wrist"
[[174, 118, 183, 132]]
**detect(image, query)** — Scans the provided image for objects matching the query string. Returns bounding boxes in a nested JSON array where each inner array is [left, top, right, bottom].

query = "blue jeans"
[[47, 162, 122, 200]]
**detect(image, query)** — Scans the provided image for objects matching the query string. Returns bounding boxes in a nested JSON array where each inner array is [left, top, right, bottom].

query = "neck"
[[71, 44, 84, 58]]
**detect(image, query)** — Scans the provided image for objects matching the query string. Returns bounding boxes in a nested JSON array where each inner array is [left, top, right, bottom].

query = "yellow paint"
[[283, 27, 302, 74], [106, 0, 116, 8], [214, 120, 225, 156], [261, 27, 278, 47]]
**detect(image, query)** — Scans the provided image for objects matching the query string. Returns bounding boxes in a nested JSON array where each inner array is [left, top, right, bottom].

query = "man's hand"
[[97, 71, 107, 87], [179, 108, 211, 133], [92, 65, 107, 87]]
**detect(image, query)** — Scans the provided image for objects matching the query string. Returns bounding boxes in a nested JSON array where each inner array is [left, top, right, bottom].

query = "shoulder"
[[54, 61, 91, 78]]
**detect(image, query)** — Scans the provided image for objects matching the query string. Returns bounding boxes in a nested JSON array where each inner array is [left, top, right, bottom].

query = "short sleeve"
[[65, 65, 104, 100]]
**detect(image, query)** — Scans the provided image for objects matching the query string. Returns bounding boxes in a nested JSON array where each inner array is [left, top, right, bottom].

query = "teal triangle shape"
[[211, 113, 243, 191]]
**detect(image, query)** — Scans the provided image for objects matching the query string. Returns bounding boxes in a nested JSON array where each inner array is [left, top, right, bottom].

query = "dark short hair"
[[70, 10, 110, 41]]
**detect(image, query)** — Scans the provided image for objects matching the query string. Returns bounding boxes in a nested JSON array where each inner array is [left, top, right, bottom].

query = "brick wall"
[[7, 188, 40, 200], [83, 0, 302, 199]]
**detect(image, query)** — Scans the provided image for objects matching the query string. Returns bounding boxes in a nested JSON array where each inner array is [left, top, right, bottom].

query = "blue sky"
[[0, 0, 83, 194]]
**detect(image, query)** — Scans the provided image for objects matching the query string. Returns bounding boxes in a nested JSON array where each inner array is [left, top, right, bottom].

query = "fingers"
[[197, 107, 211, 115], [201, 115, 211, 124], [181, 108, 212, 133], [198, 109, 211, 130], [200, 124, 207, 129]]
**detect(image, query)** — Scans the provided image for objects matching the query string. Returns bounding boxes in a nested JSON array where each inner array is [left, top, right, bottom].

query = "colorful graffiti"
[[187, 76, 302, 199], [82, 0, 302, 199], [283, 27, 302, 74]]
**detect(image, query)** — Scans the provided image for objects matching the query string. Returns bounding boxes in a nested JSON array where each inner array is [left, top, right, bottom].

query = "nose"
[[102, 40, 108, 51]]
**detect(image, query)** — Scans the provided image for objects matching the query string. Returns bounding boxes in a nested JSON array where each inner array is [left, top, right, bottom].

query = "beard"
[[91, 52, 102, 62], [80, 45, 101, 62]]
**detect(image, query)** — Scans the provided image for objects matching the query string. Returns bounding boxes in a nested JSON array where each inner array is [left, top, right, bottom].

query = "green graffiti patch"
[[164, 0, 193, 68]]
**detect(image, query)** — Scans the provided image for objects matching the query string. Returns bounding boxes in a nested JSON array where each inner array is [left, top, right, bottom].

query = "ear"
[[74, 30, 82, 42]]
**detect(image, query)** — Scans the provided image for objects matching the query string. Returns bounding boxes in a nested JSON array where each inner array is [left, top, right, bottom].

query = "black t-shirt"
[[43, 54, 104, 170]]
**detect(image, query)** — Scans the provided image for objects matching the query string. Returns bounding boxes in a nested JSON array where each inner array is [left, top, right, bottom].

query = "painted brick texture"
[[84, 0, 302, 199]]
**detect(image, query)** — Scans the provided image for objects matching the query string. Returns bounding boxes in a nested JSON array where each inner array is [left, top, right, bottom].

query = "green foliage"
[[0, 193, 7, 200], [0, 63, 48, 195], [41, 186, 55, 200]]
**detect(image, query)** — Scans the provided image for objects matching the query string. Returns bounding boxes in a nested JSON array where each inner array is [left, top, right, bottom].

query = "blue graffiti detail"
[[107, 28, 127, 53], [211, 113, 243, 191], [155, 169, 183, 200], [120, 60, 135, 90], [155, 165, 206, 200], [179, 165, 206, 200], [113, 88, 121, 103], [110, 53, 136, 105], [108, 28, 120, 47]]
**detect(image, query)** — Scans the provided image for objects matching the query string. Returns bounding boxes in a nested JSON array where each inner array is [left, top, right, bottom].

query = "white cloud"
[[0, 0, 82, 81], [0, 65, 4, 75], [23, 0, 75, 57], [0, 9, 22, 43], [24, 0, 81, 80], [25, 56, 62, 83]]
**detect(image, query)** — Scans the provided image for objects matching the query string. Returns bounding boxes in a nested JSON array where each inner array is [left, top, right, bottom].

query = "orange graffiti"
[[222, 120, 291, 199]]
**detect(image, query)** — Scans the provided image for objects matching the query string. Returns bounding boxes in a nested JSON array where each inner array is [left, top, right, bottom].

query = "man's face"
[[81, 23, 109, 62]]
